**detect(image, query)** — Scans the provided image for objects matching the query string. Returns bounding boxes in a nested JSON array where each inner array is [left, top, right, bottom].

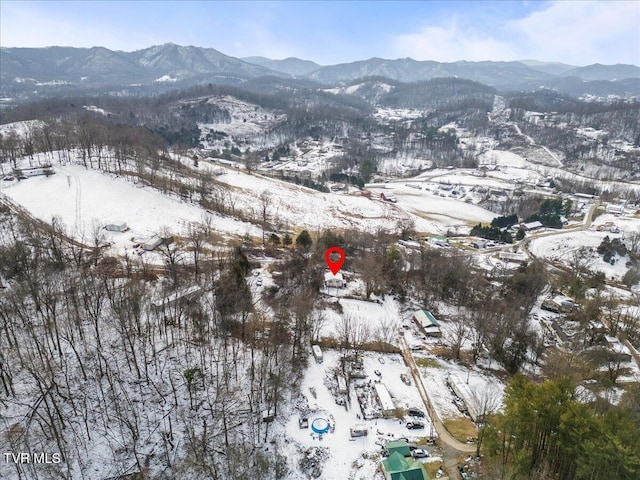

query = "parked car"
[[458, 466, 471, 479], [406, 421, 425, 430], [256, 278, 263, 286], [412, 449, 429, 458], [400, 373, 411, 386], [408, 407, 425, 418]]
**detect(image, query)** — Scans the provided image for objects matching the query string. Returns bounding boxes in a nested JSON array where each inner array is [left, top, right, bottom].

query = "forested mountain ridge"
[[2, 44, 639, 102]]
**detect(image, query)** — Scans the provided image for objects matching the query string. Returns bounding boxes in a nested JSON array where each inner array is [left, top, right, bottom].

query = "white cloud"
[[391, 21, 518, 62], [391, 1, 640, 65], [508, 1, 640, 65]]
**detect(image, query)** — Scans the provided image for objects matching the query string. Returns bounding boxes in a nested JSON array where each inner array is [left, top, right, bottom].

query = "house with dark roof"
[[382, 451, 430, 480]]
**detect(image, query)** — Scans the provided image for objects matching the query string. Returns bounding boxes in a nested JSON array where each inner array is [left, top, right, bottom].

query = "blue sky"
[[1, 1, 639, 66]]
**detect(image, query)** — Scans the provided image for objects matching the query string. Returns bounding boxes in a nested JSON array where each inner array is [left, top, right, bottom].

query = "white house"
[[324, 271, 346, 288], [522, 221, 544, 231], [499, 252, 528, 264], [606, 204, 624, 215]]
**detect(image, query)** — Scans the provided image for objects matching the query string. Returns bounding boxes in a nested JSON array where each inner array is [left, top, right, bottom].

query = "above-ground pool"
[[311, 417, 330, 434]]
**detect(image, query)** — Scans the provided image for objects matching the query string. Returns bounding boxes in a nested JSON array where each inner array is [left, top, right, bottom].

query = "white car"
[[413, 449, 429, 458]]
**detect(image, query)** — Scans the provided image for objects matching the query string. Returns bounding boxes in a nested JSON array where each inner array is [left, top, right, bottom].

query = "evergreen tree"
[[296, 230, 313, 249]]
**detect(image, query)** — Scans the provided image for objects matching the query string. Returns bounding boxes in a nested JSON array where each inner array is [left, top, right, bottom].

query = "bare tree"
[[472, 383, 502, 456], [446, 314, 469, 360], [259, 190, 271, 246]]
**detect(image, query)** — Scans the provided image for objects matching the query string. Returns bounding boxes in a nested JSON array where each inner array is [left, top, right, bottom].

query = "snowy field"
[[197, 95, 285, 149], [210, 166, 438, 234], [320, 296, 405, 344], [528, 229, 631, 281], [592, 212, 640, 236], [1, 162, 261, 252], [367, 184, 496, 230]]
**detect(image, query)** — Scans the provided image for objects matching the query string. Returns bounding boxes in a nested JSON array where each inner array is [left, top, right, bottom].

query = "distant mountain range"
[[241, 56, 322, 77], [1, 43, 639, 100]]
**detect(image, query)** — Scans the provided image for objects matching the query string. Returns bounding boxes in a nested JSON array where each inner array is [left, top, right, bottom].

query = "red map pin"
[[325, 246, 345, 275]]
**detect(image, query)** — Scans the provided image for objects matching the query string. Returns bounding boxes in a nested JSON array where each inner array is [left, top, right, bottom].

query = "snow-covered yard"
[[280, 350, 436, 480], [416, 355, 505, 424]]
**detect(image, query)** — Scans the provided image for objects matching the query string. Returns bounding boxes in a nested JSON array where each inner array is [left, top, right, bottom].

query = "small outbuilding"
[[312, 345, 323, 364], [104, 222, 128, 233], [413, 310, 442, 337], [385, 440, 411, 458], [606, 204, 624, 215], [374, 383, 396, 417], [380, 192, 397, 203]]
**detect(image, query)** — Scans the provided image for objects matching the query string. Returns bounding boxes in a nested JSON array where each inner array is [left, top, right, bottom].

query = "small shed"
[[386, 440, 411, 458], [261, 409, 276, 423], [413, 310, 442, 337], [299, 413, 309, 429], [143, 236, 163, 251], [312, 345, 323, 363], [105, 222, 127, 233], [381, 192, 397, 203]]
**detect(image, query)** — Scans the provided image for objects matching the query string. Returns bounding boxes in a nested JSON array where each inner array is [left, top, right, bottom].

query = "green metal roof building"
[[386, 440, 411, 457], [382, 452, 431, 480], [414, 310, 440, 327]]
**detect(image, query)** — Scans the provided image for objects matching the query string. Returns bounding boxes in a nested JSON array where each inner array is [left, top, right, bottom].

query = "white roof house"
[[606, 204, 624, 215], [324, 271, 345, 288], [499, 252, 528, 263], [522, 221, 543, 231]]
